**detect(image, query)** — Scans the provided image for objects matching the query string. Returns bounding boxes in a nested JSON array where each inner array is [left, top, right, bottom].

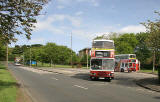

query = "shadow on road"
[[71, 73, 113, 83], [112, 77, 139, 87], [71, 73, 90, 81], [137, 78, 160, 85], [71, 72, 143, 87], [154, 96, 160, 99]]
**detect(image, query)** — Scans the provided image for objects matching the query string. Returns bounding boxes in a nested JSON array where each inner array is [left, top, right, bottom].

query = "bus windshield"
[[91, 59, 114, 70], [91, 59, 102, 70], [130, 55, 136, 58], [102, 59, 115, 70]]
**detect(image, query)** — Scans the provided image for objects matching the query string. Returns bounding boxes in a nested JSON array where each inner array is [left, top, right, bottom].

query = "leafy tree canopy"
[[0, 0, 49, 43]]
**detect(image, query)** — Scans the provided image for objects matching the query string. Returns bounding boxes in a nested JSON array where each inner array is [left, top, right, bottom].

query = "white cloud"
[[57, 0, 72, 4], [119, 25, 146, 33], [75, 11, 84, 16], [30, 38, 45, 44], [57, 5, 65, 9], [76, 0, 99, 6], [34, 14, 82, 34], [67, 16, 81, 27], [90, 0, 99, 7], [73, 25, 147, 42], [57, 0, 100, 7], [103, 26, 115, 31]]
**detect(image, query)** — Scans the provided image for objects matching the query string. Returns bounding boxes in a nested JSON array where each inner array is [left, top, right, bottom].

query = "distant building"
[[79, 48, 91, 58]]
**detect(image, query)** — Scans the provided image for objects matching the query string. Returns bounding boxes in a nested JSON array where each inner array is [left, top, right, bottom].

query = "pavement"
[[32, 66, 160, 93], [136, 77, 160, 92]]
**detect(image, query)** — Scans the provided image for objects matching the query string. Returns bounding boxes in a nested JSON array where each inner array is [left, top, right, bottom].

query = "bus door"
[[120, 62, 128, 72]]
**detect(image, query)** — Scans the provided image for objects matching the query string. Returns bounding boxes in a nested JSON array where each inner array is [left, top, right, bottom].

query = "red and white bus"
[[90, 40, 115, 81], [14, 57, 22, 66], [115, 54, 140, 72]]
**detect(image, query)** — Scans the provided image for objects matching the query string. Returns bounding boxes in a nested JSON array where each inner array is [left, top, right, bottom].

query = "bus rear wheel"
[[121, 68, 124, 72]]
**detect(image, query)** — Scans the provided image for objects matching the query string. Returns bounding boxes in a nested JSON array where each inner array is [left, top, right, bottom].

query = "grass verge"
[[31, 62, 89, 69], [139, 69, 158, 74], [0, 63, 18, 102]]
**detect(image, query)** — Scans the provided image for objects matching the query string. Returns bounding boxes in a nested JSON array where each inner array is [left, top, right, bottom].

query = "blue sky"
[[12, 0, 160, 53]]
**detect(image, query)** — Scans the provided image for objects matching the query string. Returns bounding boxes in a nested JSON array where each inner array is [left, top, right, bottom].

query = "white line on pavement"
[[74, 85, 88, 90], [51, 77, 59, 80]]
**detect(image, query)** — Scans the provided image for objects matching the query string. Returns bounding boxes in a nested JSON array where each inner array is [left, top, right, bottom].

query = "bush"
[[77, 63, 82, 68]]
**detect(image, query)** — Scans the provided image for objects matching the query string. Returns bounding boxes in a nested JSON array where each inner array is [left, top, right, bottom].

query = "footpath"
[[32, 67, 160, 92], [136, 75, 160, 92]]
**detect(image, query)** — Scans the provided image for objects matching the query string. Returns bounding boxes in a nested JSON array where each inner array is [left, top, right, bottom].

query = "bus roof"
[[93, 39, 114, 43], [115, 54, 136, 56]]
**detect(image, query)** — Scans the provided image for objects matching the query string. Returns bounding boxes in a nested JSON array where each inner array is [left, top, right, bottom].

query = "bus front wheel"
[[105, 77, 111, 82], [90, 76, 98, 81]]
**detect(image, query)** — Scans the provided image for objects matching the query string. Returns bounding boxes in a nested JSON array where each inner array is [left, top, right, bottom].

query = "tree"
[[113, 33, 138, 54], [0, 0, 49, 43], [135, 32, 152, 65], [12, 45, 23, 55], [80, 54, 91, 66], [44, 43, 58, 66], [57, 46, 72, 65], [142, 11, 160, 82], [0, 43, 6, 61], [142, 11, 160, 73], [31, 44, 43, 48]]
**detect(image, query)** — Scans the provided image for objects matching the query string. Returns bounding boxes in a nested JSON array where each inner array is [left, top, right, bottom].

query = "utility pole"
[[71, 32, 73, 68]]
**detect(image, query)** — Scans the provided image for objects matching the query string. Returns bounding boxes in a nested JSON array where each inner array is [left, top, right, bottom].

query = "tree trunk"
[[50, 59, 52, 67], [42, 62, 43, 66], [6, 43, 8, 69]]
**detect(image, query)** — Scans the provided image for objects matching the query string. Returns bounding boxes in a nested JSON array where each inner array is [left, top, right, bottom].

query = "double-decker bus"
[[115, 54, 140, 72], [90, 40, 115, 81], [14, 57, 22, 66]]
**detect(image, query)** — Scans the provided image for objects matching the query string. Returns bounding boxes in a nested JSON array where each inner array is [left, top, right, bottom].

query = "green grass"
[[0, 63, 18, 102], [31, 62, 89, 69], [139, 69, 158, 74]]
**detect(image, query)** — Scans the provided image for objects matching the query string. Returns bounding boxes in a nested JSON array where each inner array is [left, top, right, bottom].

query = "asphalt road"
[[9, 65, 160, 102]]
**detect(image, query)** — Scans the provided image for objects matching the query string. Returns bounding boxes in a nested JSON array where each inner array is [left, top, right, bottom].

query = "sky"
[[11, 0, 160, 53]]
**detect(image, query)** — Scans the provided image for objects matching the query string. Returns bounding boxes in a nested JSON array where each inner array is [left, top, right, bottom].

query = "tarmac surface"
[[9, 65, 160, 102], [36, 67, 160, 92]]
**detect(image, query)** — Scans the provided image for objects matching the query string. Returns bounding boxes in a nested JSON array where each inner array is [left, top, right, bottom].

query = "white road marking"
[[74, 85, 88, 90], [51, 77, 59, 80]]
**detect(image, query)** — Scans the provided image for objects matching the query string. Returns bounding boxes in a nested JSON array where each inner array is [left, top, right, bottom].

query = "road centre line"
[[74, 85, 88, 90], [51, 77, 59, 80]]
